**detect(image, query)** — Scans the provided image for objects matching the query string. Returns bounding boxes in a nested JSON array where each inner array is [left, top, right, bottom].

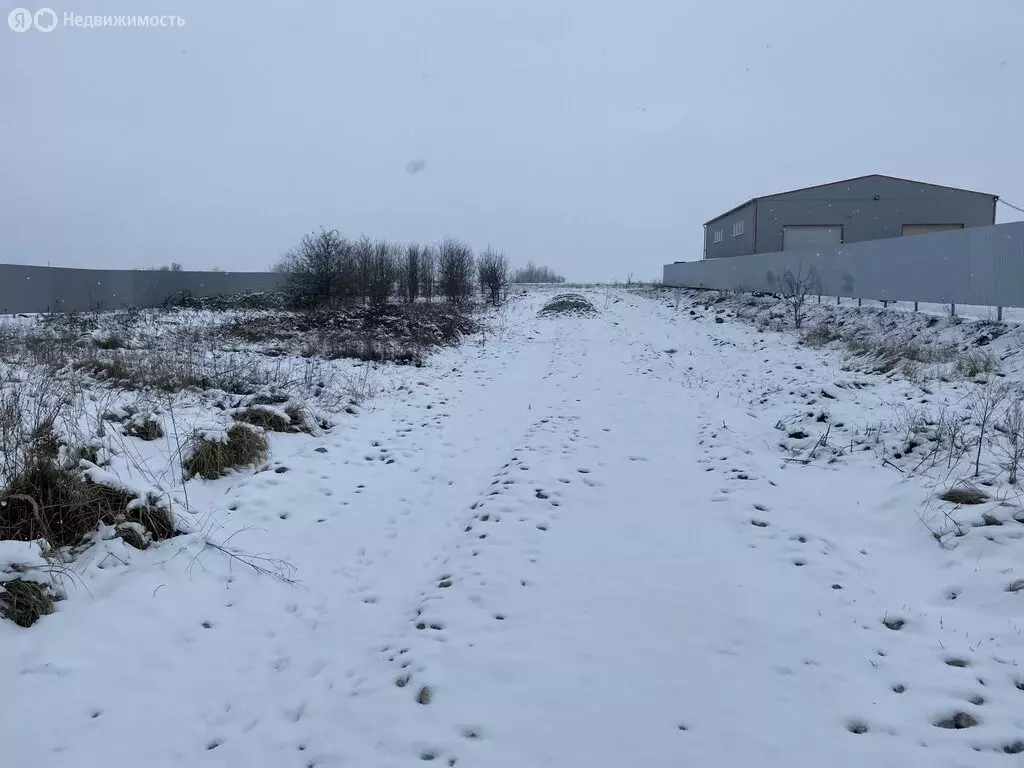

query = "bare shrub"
[[771, 264, 821, 329], [477, 248, 509, 306], [511, 261, 565, 284], [366, 240, 400, 306], [998, 395, 1024, 485], [275, 228, 350, 309], [956, 351, 999, 379], [183, 424, 269, 480], [437, 238, 476, 304], [971, 381, 1010, 478]]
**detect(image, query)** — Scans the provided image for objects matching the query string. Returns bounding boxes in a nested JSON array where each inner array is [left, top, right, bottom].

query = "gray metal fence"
[[0, 264, 286, 314], [663, 222, 1024, 309]]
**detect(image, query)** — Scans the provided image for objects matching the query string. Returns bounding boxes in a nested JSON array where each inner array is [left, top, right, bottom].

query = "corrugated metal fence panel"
[[664, 222, 1024, 307], [0, 263, 288, 314]]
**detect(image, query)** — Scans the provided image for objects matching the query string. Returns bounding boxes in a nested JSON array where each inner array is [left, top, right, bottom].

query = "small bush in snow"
[[183, 424, 269, 480], [955, 351, 999, 379], [770, 264, 821, 330], [998, 396, 1024, 485], [477, 248, 510, 306], [437, 238, 476, 304]]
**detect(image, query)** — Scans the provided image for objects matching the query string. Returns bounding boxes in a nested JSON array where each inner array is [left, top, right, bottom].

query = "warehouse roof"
[[705, 174, 998, 227]]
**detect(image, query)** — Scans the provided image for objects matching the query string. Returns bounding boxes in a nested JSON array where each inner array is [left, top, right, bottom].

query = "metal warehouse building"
[[703, 174, 997, 260]]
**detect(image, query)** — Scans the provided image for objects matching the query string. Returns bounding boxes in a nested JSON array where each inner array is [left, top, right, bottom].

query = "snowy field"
[[3, 286, 1024, 767]]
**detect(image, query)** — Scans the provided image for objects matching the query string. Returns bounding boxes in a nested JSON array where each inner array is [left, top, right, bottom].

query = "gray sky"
[[2, 0, 1022, 281]]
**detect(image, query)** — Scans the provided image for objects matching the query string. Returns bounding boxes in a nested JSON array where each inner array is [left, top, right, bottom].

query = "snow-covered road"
[[4, 288, 1023, 767]]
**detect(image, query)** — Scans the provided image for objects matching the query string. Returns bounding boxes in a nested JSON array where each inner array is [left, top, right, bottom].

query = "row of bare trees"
[[274, 230, 522, 309], [511, 261, 565, 284]]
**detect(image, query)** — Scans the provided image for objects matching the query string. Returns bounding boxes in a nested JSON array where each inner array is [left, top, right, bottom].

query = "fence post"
[[998, 306, 1003, 322], [858, 298, 862, 307], [950, 303, 956, 318], [882, 300, 888, 308], [914, 301, 918, 312], [836, 296, 841, 305], [817, 295, 821, 304]]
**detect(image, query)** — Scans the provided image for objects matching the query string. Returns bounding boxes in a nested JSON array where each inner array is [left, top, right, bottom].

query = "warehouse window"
[[713, 229, 723, 243], [732, 221, 745, 237]]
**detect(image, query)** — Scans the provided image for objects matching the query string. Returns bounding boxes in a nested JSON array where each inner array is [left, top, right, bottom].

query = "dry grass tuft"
[[232, 406, 294, 433], [126, 416, 164, 441], [802, 323, 842, 347], [183, 424, 269, 480], [0, 580, 55, 627], [940, 484, 989, 505]]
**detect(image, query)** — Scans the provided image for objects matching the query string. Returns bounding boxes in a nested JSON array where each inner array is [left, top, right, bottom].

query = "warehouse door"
[[782, 225, 843, 252], [901, 223, 964, 237]]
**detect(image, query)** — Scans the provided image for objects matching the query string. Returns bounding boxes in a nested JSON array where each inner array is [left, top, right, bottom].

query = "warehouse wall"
[[663, 222, 1024, 308], [754, 176, 996, 253], [0, 264, 286, 314]]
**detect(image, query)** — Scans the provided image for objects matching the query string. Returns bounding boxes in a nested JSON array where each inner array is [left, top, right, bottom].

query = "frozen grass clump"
[[183, 423, 269, 480], [0, 579, 55, 627], [539, 293, 598, 317]]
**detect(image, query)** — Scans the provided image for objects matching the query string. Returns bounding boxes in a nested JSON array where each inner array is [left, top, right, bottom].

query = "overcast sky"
[[2, 0, 1022, 281]]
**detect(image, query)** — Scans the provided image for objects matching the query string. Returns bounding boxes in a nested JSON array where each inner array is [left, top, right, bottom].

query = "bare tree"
[[400, 244, 422, 304], [334, 236, 359, 304], [773, 263, 821, 329], [366, 240, 399, 306], [437, 238, 475, 304], [971, 381, 1010, 478], [274, 228, 348, 308], [477, 247, 509, 306], [352, 236, 374, 305], [419, 246, 436, 303], [998, 394, 1024, 484]]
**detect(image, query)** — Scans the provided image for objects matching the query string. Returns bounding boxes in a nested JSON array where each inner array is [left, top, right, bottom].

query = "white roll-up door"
[[782, 226, 843, 252]]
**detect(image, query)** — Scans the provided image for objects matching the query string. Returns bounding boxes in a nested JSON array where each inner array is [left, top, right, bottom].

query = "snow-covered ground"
[[3, 287, 1024, 767]]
